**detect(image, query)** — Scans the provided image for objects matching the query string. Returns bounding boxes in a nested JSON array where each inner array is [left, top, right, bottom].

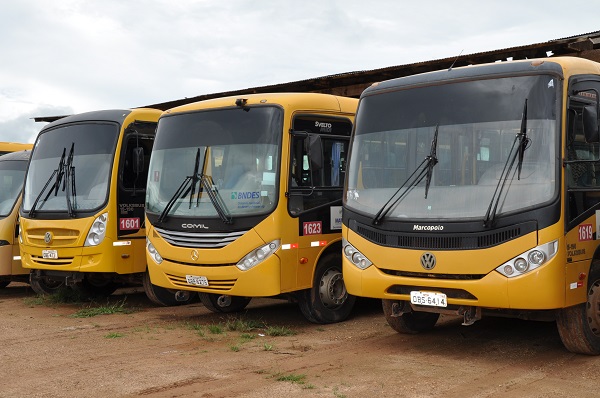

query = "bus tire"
[[142, 271, 195, 306], [198, 293, 251, 313], [298, 252, 356, 324], [29, 272, 65, 295], [71, 274, 119, 300], [382, 299, 439, 334], [556, 264, 600, 355]]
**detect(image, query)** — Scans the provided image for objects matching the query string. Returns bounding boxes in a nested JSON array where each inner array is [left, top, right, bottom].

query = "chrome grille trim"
[[154, 227, 248, 248]]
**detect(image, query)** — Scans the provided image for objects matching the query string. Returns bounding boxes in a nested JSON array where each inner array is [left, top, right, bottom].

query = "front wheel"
[[298, 252, 356, 324], [143, 271, 195, 306], [71, 274, 119, 300], [382, 299, 439, 334], [556, 264, 600, 355], [29, 272, 65, 295], [199, 293, 251, 313]]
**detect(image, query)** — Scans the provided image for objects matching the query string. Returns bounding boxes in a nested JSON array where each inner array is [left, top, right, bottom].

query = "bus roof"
[[40, 108, 161, 132], [0, 142, 33, 153], [0, 150, 31, 162], [362, 57, 600, 97], [162, 92, 358, 116]]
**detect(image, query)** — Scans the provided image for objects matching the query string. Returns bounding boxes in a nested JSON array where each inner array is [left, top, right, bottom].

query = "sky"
[[1, 0, 598, 144]]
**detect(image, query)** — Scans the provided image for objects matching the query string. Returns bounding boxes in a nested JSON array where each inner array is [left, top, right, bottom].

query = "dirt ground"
[[0, 283, 599, 398]]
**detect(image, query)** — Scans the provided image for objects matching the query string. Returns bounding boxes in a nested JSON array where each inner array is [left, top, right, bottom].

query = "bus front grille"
[[26, 228, 80, 247], [353, 221, 535, 250], [30, 256, 74, 267], [154, 227, 248, 248]]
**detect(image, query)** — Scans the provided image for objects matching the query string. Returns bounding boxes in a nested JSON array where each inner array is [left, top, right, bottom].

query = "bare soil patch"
[[0, 283, 598, 398]]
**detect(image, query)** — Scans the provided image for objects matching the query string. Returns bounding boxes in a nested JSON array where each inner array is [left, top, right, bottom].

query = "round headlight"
[[528, 250, 545, 266], [344, 245, 355, 257], [514, 257, 529, 272], [503, 265, 514, 275], [351, 252, 364, 265]]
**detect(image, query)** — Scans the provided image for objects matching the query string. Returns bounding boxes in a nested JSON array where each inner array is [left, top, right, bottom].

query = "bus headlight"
[[495, 240, 557, 278], [84, 213, 108, 246], [342, 239, 372, 270], [146, 238, 163, 264], [236, 240, 280, 271]]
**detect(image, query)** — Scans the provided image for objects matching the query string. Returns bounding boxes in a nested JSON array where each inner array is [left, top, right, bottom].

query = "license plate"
[[186, 275, 209, 287], [410, 291, 447, 307], [42, 250, 58, 259]]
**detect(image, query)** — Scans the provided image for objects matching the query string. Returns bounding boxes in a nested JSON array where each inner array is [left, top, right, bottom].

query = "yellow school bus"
[[145, 93, 358, 322], [0, 150, 31, 287], [342, 57, 600, 354], [19, 109, 193, 305]]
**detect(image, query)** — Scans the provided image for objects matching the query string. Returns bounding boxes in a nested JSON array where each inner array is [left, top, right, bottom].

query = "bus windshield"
[[23, 123, 118, 213], [146, 106, 282, 219], [346, 74, 559, 221], [0, 159, 27, 217]]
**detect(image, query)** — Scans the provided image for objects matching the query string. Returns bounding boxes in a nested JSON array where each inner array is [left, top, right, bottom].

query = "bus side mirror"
[[133, 147, 144, 175], [306, 135, 323, 170]]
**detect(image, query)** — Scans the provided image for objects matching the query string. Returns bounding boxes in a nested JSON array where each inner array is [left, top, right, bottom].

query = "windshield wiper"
[[483, 99, 530, 227], [517, 99, 530, 179], [157, 147, 232, 224], [189, 147, 204, 209], [64, 143, 76, 217], [372, 124, 439, 225], [29, 148, 67, 218]]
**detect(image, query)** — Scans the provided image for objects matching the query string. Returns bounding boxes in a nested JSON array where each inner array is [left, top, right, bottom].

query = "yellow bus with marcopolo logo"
[[145, 93, 358, 323], [19, 109, 194, 305], [342, 57, 600, 354], [0, 149, 32, 287]]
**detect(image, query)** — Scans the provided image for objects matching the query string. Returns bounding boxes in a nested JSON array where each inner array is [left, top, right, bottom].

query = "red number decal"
[[579, 224, 593, 241], [119, 217, 141, 231], [303, 221, 322, 236]]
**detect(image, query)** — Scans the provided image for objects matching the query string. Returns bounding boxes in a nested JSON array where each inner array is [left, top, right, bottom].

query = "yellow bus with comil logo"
[[145, 93, 358, 323], [342, 57, 600, 354], [19, 109, 194, 305], [0, 149, 31, 287]]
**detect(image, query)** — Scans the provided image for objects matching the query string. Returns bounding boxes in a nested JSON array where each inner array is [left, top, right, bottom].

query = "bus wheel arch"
[[382, 299, 440, 334], [198, 293, 251, 313], [298, 250, 356, 324], [556, 260, 600, 355]]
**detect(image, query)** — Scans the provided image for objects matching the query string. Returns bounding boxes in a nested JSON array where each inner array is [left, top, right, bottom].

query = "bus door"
[[116, 123, 155, 273], [288, 115, 352, 289]]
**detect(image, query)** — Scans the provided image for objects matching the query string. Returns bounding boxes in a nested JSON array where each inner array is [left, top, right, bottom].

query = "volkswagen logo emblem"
[[44, 232, 53, 244], [420, 252, 436, 270], [191, 250, 199, 261]]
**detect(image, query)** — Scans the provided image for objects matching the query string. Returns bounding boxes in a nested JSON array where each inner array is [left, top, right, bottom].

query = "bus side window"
[[121, 134, 154, 192], [566, 96, 600, 224]]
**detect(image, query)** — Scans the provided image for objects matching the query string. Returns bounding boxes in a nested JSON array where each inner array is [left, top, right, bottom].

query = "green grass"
[[24, 287, 85, 306], [264, 326, 296, 336], [207, 324, 224, 334], [275, 373, 307, 384], [263, 342, 274, 351], [224, 317, 266, 332], [70, 299, 135, 318], [104, 332, 125, 339]]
